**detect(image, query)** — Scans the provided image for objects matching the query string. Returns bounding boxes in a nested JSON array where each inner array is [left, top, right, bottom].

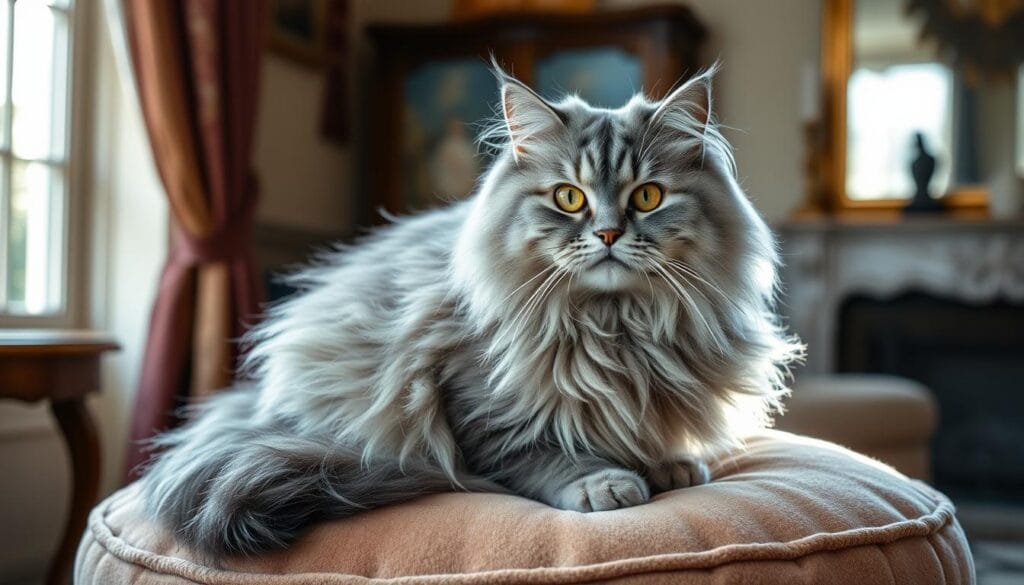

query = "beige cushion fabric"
[[782, 374, 938, 448], [779, 374, 939, 479], [76, 431, 974, 584]]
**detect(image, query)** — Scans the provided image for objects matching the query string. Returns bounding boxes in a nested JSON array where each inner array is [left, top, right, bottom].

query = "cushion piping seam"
[[84, 492, 959, 585]]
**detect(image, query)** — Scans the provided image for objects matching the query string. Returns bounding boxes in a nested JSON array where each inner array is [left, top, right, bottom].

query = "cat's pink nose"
[[594, 228, 623, 246]]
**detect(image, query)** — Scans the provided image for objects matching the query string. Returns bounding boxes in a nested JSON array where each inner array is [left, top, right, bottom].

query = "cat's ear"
[[493, 60, 564, 165], [650, 63, 717, 138]]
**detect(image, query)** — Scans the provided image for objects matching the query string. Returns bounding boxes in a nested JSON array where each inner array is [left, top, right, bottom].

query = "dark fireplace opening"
[[838, 292, 1024, 503]]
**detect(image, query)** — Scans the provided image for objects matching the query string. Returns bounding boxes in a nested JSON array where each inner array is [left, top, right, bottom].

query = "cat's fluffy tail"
[[139, 389, 496, 556]]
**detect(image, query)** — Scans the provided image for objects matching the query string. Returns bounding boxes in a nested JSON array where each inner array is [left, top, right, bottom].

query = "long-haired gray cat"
[[141, 63, 802, 556]]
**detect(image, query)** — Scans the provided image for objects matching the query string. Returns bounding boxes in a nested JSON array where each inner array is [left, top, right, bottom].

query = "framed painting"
[[268, 0, 330, 66], [400, 59, 500, 211]]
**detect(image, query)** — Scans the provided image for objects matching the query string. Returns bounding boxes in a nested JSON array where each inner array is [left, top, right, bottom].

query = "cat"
[[140, 62, 803, 556]]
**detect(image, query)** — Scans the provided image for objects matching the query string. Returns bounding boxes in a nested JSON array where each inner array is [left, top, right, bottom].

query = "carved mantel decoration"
[[779, 219, 1024, 374], [906, 0, 1024, 79]]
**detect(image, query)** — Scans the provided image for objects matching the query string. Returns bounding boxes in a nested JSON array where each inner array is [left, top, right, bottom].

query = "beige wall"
[[977, 81, 1023, 217], [254, 56, 353, 233], [653, 0, 822, 221]]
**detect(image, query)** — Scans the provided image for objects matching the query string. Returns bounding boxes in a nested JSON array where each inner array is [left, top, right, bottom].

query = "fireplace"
[[837, 292, 1024, 502]]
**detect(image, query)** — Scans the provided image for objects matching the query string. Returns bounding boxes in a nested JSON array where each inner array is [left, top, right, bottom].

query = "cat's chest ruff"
[[485, 304, 694, 465]]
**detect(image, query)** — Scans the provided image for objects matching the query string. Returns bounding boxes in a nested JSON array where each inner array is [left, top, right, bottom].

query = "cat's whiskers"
[[564, 266, 583, 318], [640, 245, 736, 314], [660, 262, 729, 338], [645, 259, 724, 352], [666, 260, 735, 309], [506, 262, 570, 339], [660, 262, 743, 340], [660, 262, 717, 309], [505, 271, 558, 335], [638, 260, 657, 304], [501, 246, 574, 312], [500, 262, 560, 304]]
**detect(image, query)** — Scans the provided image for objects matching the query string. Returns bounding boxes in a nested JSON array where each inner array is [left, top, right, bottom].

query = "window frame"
[[0, 0, 87, 327]]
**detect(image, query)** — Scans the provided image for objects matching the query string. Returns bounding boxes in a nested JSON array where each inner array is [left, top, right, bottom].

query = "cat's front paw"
[[554, 468, 650, 512], [647, 456, 711, 492]]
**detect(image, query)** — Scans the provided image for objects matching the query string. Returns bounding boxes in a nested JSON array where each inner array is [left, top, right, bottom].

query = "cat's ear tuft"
[[651, 62, 718, 138], [492, 59, 563, 165]]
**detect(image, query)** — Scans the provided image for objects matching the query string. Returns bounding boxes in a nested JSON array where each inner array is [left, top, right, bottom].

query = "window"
[[0, 0, 73, 318]]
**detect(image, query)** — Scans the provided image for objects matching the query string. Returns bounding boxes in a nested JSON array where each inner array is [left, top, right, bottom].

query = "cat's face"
[[470, 66, 764, 300], [504, 92, 711, 292]]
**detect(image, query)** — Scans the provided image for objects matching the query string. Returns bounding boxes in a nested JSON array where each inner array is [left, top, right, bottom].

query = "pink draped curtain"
[[123, 0, 266, 480]]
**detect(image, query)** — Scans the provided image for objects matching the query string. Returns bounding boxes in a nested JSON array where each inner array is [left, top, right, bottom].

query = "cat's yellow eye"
[[631, 183, 663, 212], [554, 185, 587, 213]]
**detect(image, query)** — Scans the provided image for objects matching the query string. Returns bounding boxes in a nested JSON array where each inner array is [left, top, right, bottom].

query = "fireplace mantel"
[[776, 217, 1024, 373]]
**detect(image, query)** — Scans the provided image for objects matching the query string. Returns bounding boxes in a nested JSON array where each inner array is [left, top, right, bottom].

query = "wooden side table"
[[0, 330, 119, 585]]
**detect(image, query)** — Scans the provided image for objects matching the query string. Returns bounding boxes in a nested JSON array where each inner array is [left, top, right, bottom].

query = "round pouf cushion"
[[76, 431, 973, 584]]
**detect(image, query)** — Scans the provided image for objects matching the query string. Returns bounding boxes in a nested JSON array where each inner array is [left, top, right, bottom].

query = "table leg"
[[46, 398, 101, 585]]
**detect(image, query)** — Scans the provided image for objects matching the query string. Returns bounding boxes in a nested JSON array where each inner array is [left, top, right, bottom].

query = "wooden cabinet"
[[363, 6, 707, 219]]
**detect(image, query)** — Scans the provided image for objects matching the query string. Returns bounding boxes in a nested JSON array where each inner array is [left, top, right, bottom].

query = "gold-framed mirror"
[[822, 0, 995, 214]]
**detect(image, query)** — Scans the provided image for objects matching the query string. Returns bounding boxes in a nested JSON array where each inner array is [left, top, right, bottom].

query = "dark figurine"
[[905, 131, 943, 214]]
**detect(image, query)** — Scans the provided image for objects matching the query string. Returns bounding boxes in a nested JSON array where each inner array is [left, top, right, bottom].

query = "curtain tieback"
[[175, 178, 259, 266]]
